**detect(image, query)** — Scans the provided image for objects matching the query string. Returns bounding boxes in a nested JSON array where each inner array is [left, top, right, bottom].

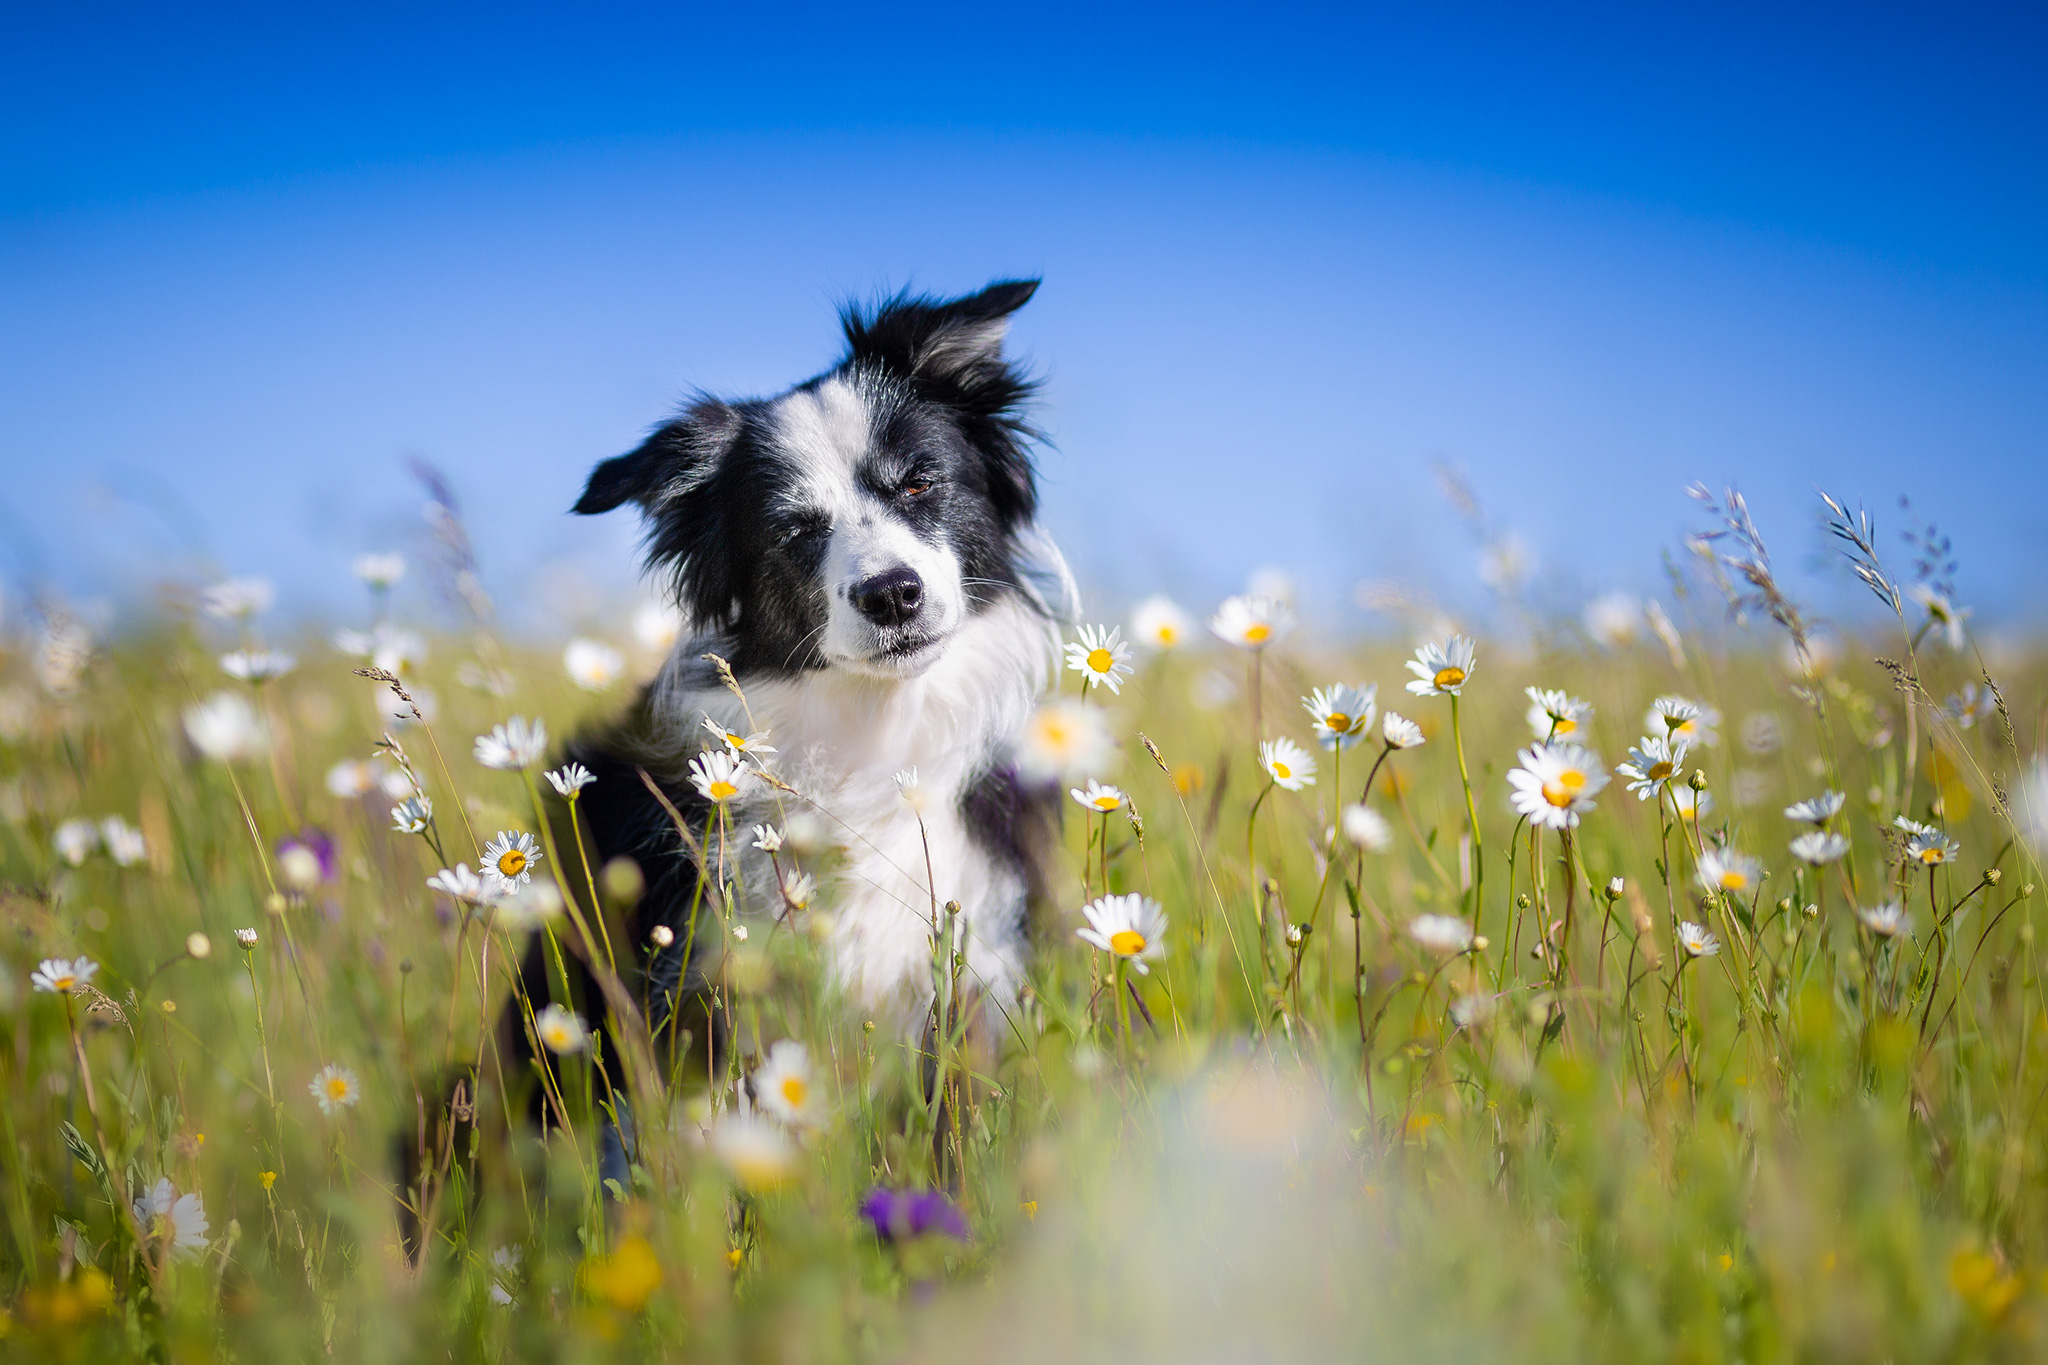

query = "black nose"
[[853, 566, 924, 626]]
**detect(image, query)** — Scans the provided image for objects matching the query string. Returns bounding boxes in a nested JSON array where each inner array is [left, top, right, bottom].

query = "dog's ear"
[[573, 400, 740, 515]]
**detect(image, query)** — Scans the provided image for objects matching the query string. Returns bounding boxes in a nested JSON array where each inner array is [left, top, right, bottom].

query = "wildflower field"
[[2, 484, 2045, 1363]]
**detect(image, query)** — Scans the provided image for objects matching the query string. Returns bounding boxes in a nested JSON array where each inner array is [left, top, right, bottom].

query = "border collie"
[[551, 278, 1075, 1044]]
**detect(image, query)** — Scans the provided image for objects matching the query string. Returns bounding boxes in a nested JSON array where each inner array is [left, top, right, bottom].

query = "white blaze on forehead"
[[773, 377, 875, 508]]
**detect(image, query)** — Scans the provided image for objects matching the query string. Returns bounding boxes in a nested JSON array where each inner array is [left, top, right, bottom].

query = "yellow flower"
[[582, 1235, 663, 1313], [259, 1170, 277, 1190]]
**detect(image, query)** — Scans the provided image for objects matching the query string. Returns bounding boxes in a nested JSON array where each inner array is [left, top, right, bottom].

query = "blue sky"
[[3, 4, 2043, 632]]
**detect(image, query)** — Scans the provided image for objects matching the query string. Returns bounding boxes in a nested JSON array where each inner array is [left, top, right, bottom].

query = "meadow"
[[0, 484, 2042, 1363]]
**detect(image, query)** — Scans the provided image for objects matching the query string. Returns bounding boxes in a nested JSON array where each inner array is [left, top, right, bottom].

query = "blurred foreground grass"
[[0, 526, 2045, 1362]]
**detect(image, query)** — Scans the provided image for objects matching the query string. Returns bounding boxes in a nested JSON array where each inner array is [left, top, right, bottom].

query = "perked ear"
[[841, 278, 1040, 393], [572, 400, 739, 515]]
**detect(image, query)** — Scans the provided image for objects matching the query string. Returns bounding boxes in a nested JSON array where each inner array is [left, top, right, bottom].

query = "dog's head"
[[576, 279, 1063, 678]]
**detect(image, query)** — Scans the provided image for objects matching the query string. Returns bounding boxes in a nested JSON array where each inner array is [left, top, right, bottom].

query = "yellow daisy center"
[[1092, 795, 1119, 810], [53, 974, 75, 991], [1271, 761, 1292, 780], [1719, 870, 1749, 891], [1647, 761, 1674, 780], [1553, 717, 1576, 734], [1243, 623, 1271, 644], [1325, 712, 1351, 732], [496, 849, 528, 877], [1086, 647, 1113, 672], [1108, 930, 1146, 956], [325, 1077, 351, 1101], [780, 1076, 807, 1108], [1434, 666, 1465, 689], [709, 780, 738, 801], [1156, 625, 1178, 645], [1919, 847, 1944, 864]]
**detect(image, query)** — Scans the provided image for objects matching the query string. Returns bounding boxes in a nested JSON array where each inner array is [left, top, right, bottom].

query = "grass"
[[0, 496, 2044, 1362]]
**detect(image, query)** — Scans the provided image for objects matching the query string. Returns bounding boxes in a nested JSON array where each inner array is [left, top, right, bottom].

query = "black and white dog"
[[553, 278, 1075, 1043]]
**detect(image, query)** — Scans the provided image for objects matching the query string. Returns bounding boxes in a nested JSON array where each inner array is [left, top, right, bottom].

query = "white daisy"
[[220, 650, 297, 683], [1893, 815, 1939, 838], [545, 763, 596, 797], [53, 818, 98, 866], [100, 817, 147, 867], [689, 750, 749, 804], [564, 638, 625, 691], [1404, 635, 1477, 698], [534, 1003, 588, 1054], [1790, 831, 1850, 865], [1130, 596, 1194, 650], [200, 577, 274, 620], [781, 871, 817, 911], [751, 824, 784, 853], [1668, 785, 1713, 824], [233, 928, 259, 950], [183, 692, 266, 762], [1617, 735, 1689, 801], [325, 758, 381, 799], [1947, 684, 1998, 729], [1857, 901, 1909, 937], [1064, 624, 1135, 693], [1506, 744, 1610, 830], [1208, 594, 1294, 651], [633, 600, 683, 651], [1380, 712, 1425, 749], [1908, 583, 1971, 650], [1070, 780, 1126, 813], [709, 1113, 796, 1193], [481, 831, 543, 890], [308, 1064, 361, 1115], [1906, 829, 1960, 867], [31, 956, 96, 994], [1075, 894, 1167, 973], [1696, 849, 1762, 896], [753, 1040, 822, 1128], [1647, 696, 1719, 748], [1303, 683, 1377, 751], [1677, 921, 1721, 959], [1524, 687, 1593, 743], [1784, 791, 1845, 825], [1259, 738, 1317, 791], [1015, 699, 1115, 784], [426, 864, 501, 906], [474, 717, 547, 771], [391, 796, 434, 834], [1407, 914, 1474, 954], [1341, 804, 1393, 852], [133, 1178, 209, 1252], [351, 552, 406, 589], [701, 716, 777, 758]]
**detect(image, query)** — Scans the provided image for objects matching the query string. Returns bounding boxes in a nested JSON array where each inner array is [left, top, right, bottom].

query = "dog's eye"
[[899, 477, 934, 497]]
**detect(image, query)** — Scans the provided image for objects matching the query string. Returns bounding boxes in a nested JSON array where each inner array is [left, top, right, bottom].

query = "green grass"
[[0, 556, 2043, 1362]]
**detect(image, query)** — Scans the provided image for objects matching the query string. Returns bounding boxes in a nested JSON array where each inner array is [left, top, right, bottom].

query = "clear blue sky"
[[3, 3, 2043, 632]]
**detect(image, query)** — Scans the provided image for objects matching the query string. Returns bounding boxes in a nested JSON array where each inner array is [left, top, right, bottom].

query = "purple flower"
[[860, 1188, 968, 1244], [275, 828, 337, 890]]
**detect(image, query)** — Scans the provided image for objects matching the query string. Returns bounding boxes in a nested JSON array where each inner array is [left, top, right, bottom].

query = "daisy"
[[546, 763, 596, 797], [1947, 684, 1997, 729], [1407, 914, 1474, 954], [351, 552, 405, 589], [689, 750, 749, 804], [1506, 744, 1610, 829], [633, 600, 683, 651], [184, 692, 266, 762], [426, 864, 501, 906], [1908, 583, 1971, 650], [751, 824, 784, 852], [1341, 804, 1393, 852], [200, 577, 274, 620], [1647, 696, 1719, 748], [1070, 780, 1126, 814], [1303, 683, 1377, 751], [1130, 596, 1194, 650], [53, 819, 98, 866], [1617, 735, 1688, 801], [481, 831, 543, 890], [220, 650, 297, 683], [1677, 921, 1721, 959], [101, 816, 149, 867], [31, 957, 97, 994], [753, 1040, 822, 1128], [709, 1113, 797, 1193], [1696, 849, 1762, 896], [1906, 829, 1960, 867], [1015, 699, 1115, 784], [325, 758, 381, 799], [498, 880, 565, 932], [308, 1064, 361, 1115], [1784, 791, 1845, 825], [391, 796, 434, 834], [1790, 831, 1850, 865], [1380, 712, 1425, 749], [132, 1178, 209, 1252], [1075, 893, 1168, 973], [474, 717, 547, 771], [781, 871, 817, 911], [1893, 815, 1938, 838], [1524, 688, 1593, 743], [1857, 901, 1909, 937], [1208, 594, 1294, 651], [1259, 738, 1317, 791], [1064, 624, 1135, 693], [1668, 786, 1713, 824], [564, 639, 625, 691], [1404, 635, 1477, 697], [701, 716, 777, 758], [233, 928, 259, 949], [1582, 592, 1642, 649], [533, 1004, 588, 1054]]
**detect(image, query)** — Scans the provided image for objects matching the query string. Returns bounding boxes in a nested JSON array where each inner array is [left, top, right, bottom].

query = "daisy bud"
[[234, 928, 258, 950], [185, 932, 212, 960], [733, 924, 750, 943], [1986, 868, 2002, 885], [650, 924, 676, 948], [1688, 770, 1708, 791], [1606, 877, 1625, 901]]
